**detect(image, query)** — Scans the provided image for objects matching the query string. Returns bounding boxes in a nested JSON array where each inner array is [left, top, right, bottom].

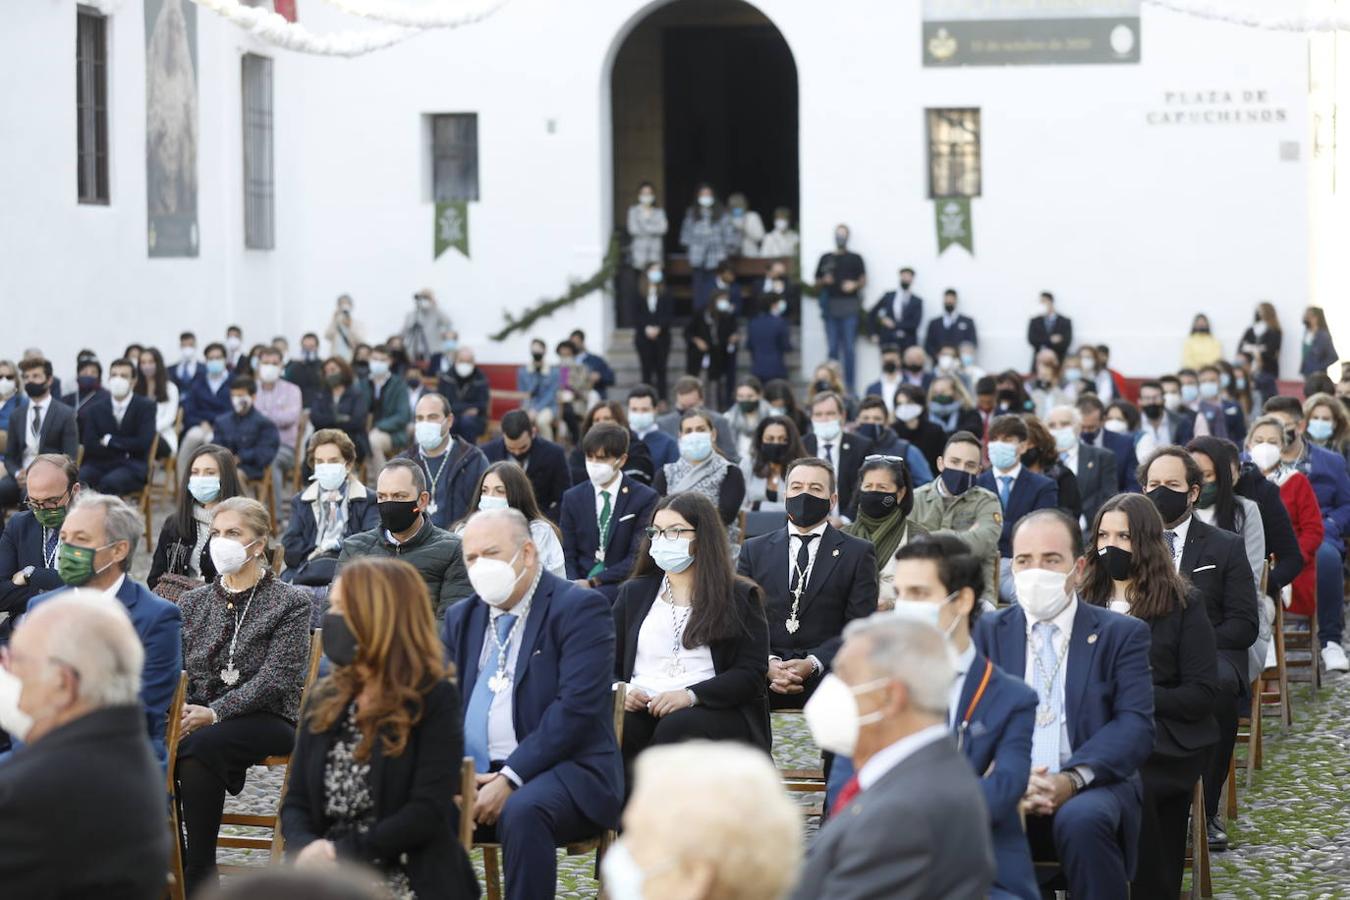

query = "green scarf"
[[844, 511, 927, 575]]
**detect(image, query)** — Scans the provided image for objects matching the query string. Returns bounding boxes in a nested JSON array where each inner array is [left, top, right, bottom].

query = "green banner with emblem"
[[434, 200, 469, 259], [935, 197, 973, 255]]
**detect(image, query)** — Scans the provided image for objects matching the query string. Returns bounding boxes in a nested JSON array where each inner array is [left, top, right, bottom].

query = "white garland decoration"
[[316, 0, 508, 29], [190, 0, 419, 56], [1143, 0, 1350, 32]]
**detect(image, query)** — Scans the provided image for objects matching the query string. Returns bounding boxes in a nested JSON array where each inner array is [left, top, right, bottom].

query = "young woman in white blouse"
[[137, 347, 180, 457], [453, 461, 566, 578], [612, 492, 770, 791]]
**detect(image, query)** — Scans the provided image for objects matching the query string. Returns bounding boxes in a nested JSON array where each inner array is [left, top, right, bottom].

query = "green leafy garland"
[[489, 235, 622, 342]]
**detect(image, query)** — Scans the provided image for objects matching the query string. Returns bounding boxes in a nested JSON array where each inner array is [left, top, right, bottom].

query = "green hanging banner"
[[935, 197, 973, 255], [434, 200, 469, 259]]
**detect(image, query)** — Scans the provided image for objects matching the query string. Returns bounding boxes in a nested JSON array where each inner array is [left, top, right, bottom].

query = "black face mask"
[[1146, 485, 1191, 526], [858, 490, 899, 520], [943, 302, 957, 313], [531, 351, 544, 362], [738, 399, 759, 414], [378, 499, 421, 534], [760, 442, 788, 463], [1141, 403, 1164, 420], [325, 373, 346, 388], [786, 492, 831, 529], [882, 361, 898, 375], [940, 467, 975, 496], [321, 612, 359, 667], [23, 381, 48, 399], [352, 361, 370, 378], [902, 363, 924, 374], [1080, 428, 1099, 444], [1283, 426, 1297, 445], [1099, 545, 1133, 582], [813, 380, 832, 393], [855, 423, 884, 442], [996, 389, 1019, 407]]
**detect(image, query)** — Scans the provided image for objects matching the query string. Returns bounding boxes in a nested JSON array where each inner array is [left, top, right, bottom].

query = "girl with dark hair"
[[613, 492, 770, 785], [1081, 492, 1218, 900], [1104, 399, 1141, 435], [1300, 305, 1339, 377], [137, 346, 179, 458], [762, 378, 811, 437], [741, 414, 805, 513], [148, 443, 244, 592], [453, 460, 566, 578], [653, 409, 747, 544], [892, 382, 946, 471], [842, 455, 927, 610]]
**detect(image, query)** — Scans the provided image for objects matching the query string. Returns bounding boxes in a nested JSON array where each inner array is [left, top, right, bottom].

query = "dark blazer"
[[802, 431, 874, 516], [181, 372, 232, 429], [1234, 464, 1303, 593], [1141, 597, 1220, 758], [976, 468, 1059, 557], [578, 352, 617, 398], [613, 575, 770, 750], [975, 601, 1155, 872], [632, 288, 675, 331], [64, 387, 110, 422], [148, 513, 218, 590], [283, 358, 325, 408], [281, 680, 479, 899], [212, 407, 281, 480], [310, 387, 372, 460], [482, 436, 572, 522], [77, 394, 157, 472], [280, 479, 380, 572], [1085, 428, 1140, 493], [0, 511, 65, 616], [558, 477, 659, 601], [169, 360, 200, 392], [790, 737, 995, 900], [3, 397, 79, 475], [436, 368, 491, 443], [955, 650, 1040, 900], [735, 525, 878, 670], [869, 290, 923, 349], [0, 705, 169, 898], [440, 571, 624, 829], [746, 313, 792, 383], [1177, 516, 1260, 684], [1238, 325, 1282, 379], [1027, 314, 1073, 367], [924, 313, 979, 360], [30, 577, 183, 765], [638, 429, 679, 469], [566, 433, 657, 489], [1074, 442, 1119, 527], [397, 440, 490, 530]]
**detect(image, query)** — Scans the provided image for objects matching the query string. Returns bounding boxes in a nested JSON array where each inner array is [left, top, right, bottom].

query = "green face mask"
[[1197, 482, 1218, 510], [57, 541, 117, 587], [32, 505, 68, 530]]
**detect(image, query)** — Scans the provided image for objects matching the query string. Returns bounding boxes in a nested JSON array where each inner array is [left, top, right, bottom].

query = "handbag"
[[153, 542, 204, 603]]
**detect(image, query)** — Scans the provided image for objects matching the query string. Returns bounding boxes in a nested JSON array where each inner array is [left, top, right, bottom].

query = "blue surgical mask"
[[368, 360, 390, 378], [415, 421, 446, 451], [679, 431, 714, 462], [1180, 384, 1199, 403], [205, 359, 226, 376], [649, 536, 694, 574], [313, 463, 348, 491], [1307, 419, 1334, 442], [1062, 367, 1082, 383], [813, 419, 842, 442], [988, 441, 1020, 471], [648, 270, 664, 285], [629, 411, 655, 431], [1219, 373, 1232, 388], [768, 405, 787, 417], [1235, 376, 1247, 390], [442, 339, 458, 353], [478, 495, 510, 512], [187, 475, 221, 504], [1199, 381, 1219, 399]]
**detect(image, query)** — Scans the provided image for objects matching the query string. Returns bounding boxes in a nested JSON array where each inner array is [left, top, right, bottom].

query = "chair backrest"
[[743, 509, 787, 539], [270, 544, 286, 576], [163, 670, 189, 792], [144, 431, 161, 467], [458, 756, 476, 851], [1260, 557, 1271, 595], [303, 629, 324, 694], [611, 683, 627, 744]]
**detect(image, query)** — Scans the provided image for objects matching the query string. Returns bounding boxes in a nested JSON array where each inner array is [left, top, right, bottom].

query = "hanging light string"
[[316, 0, 508, 29], [1142, 0, 1350, 33], [191, 0, 417, 56]]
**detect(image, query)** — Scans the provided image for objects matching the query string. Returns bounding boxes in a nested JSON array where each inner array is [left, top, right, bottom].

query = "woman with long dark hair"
[[653, 409, 746, 543], [453, 460, 566, 578], [136, 346, 179, 458], [842, 456, 927, 611], [613, 493, 769, 784], [740, 414, 805, 513], [1239, 301, 1282, 399], [762, 378, 811, 437], [1300, 305, 1339, 377], [282, 557, 478, 898], [1081, 493, 1218, 900], [148, 443, 244, 592]]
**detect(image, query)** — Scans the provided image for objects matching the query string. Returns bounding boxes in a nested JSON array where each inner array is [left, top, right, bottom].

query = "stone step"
[[605, 326, 808, 397]]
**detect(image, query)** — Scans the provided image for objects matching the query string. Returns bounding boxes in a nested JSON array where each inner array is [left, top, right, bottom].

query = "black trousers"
[[635, 332, 670, 399], [176, 711, 295, 896], [1202, 658, 1244, 818], [621, 705, 751, 794], [1134, 749, 1208, 900]]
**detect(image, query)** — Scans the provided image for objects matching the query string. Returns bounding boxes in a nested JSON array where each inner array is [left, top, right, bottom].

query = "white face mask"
[[230, 395, 251, 414], [0, 377, 14, 398], [468, 550, 525, 608], [1249, 442, 1282, 473], [258, 363, 281, 384], [107, 375, 132, 400], [180, 345, 197, 361], [478, 494, 510, 512], [803, 674, 889, 757], [210, 536, 259, 576], [1162, 391, 1182, 412], [698, 194, 714, 208], [454, 361, 475, 379], [937, 354, 957, 371], [313, 462, 348, 491], [415, 420, 447, 451], [586, 460, 618, 486], [225, 336, 242, 352], [774, 218, 789, 232], [0, 666, 34, 742], [812, 418, 842, 442], [891, 593, 961, 639], [638, 193, 654, 206], [1014, 568, 1073, 622], [1103, 419, 1129, 434], [895, 402, 923, 423], [599, 840, 659, 900]]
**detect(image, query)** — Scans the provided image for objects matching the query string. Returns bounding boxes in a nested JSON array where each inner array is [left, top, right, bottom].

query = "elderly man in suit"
[[1045, 405, 1118, 527], [0, 357, 79, 509], [737, 457, 877, 709], [801, 391, 874, 517], [442, 507, 623, 900], [1140, 446, 1259, 850], [975, 509, 1155, 900], [77, 358, 159, 495], [793, 612, 995, 899], [977, 415, 1059, 602], [0, 592, 169, 896], [559, 423, 659, 601], [0, 455, 80, 627]]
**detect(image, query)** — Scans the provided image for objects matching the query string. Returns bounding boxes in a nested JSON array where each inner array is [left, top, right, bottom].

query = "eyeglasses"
[[644, 526, 696, 541], [25, 490, 70, 512], [863, 454, 908, 469]]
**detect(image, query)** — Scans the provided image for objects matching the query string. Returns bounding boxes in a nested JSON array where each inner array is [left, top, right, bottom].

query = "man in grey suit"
[[1047, 405, 1119, 527], [794, 613, 995, 900], [655, 375, 739, 462]]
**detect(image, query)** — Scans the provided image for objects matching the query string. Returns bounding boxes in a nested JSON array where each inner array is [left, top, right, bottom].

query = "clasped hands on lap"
[[768, 657, 812, 695], [1021, 765, 1076, 817]]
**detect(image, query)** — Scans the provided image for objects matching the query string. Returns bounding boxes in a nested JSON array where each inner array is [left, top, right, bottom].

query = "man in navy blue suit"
[[975, 509, 1154, 900], [482, 410, 571, 522], [1076, 395, 1139, 493], [442, 507, 622, 900], [626, 385, 679, 468], [1138, 380, 1195, 449], [0, 455, 79, 626], [559, 423, 659, 601], [923, 288, 980, 361], [77, 358, 158, 495], [978, 415, 1058, 602], [27, 491, 182, 765], [868, 267, 923, 350]]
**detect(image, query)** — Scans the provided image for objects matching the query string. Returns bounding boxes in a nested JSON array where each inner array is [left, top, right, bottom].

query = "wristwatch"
[[1064, 769, 1086, 795]]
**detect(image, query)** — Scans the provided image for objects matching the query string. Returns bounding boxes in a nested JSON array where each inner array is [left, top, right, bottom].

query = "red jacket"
[[1279, 471, 1324, 616]]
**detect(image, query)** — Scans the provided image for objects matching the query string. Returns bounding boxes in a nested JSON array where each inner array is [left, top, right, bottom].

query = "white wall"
[[0, 0, 1312, 388]]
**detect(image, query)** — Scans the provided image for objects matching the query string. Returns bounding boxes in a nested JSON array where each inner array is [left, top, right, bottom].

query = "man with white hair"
[[0, 592, 170, 895], [607, 741, 803, 900], [793, 613, 995, 899], [440, 507, 621, 900], [26, 490, 182, 764], [1044, 404, 1118, 527]]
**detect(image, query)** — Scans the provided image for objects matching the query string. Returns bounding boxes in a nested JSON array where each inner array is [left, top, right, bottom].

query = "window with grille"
[[242, 53, 275, 249], [76, 6, 109, 204], [430, 113, 479, 203], [926, 108, 981, 198]]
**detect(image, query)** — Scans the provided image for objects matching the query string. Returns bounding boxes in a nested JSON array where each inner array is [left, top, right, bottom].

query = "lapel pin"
[[832, 549, 840, 557], [1087, 633, 1098, 644], [622, 486, 629, 494]]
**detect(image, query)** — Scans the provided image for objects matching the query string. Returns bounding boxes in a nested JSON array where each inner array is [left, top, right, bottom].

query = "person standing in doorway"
[[814, 223, 866, 393], [633, 261, 674, 399], [680, 183, 735, 313], [626, 181, 668, 271]]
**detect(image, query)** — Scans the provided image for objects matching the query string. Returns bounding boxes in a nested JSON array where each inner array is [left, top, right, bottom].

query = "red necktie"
[[832, 775, 861, 818]]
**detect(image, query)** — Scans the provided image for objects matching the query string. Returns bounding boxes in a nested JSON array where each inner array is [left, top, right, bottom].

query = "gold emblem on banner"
[[928, 27, 957, 62]]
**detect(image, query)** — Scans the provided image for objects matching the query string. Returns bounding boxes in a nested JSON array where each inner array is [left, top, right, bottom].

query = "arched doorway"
[[609, 0, 799, 325]]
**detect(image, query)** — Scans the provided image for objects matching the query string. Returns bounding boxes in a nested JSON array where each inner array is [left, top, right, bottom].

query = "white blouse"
[[631, 596, 716, 696], [155, 381, 180, 455], [530, 519, 567, 579]]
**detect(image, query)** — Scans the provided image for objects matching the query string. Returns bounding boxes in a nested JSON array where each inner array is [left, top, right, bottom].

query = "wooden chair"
[[164, 671, 190, 900], [117, 432, 160, 552], [457, 757, 476, 852], [215, 630, 324, 872], [290, 411, 311, 496], [238, 471, 276, 530], [771, 708, 827, 819], [474, 685, 626, 900], [1282, 606, 1322, 698], [270, 545, 286, 577], [1257, 592, 1293, 731], [1184, 779, 1213, 899], [154, 408, 185, 502]]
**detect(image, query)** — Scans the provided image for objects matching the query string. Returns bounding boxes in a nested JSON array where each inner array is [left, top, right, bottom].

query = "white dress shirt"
[[1141, 414, 1173, 445], [1023, 596, 1093, 781], [23, 397, 51, 466], [102, 574, 127, 598], [786, 520, 829, 595], [876, 375, 901, 416], [479, 567, 543, 783], [1164, 513, 1192, 571], [857, 723, 951, 790]]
